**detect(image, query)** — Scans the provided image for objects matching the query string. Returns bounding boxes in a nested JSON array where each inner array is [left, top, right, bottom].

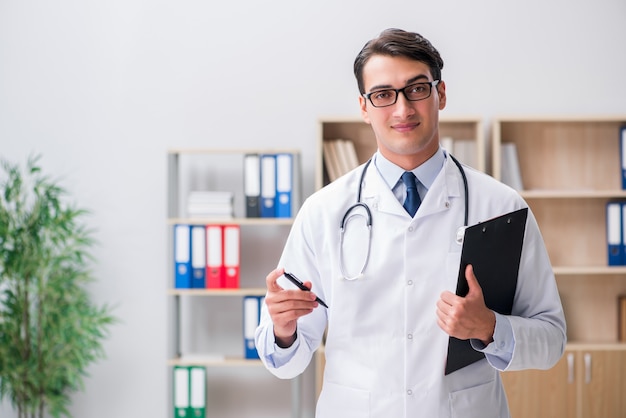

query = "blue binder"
[[174, 224, 192, 288], [607, 202, 622, 266], [243, 295, 263, 359], [190, 225, 206, 288], [260, 154, 276, 218], [275, 153, 293, 218]]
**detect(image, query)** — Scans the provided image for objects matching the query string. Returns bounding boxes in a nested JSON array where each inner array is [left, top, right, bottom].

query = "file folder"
[[244, 296, 263, 359], [244, 153, 261, 218], [621, 126, 626, 190], [190, 225, 206, 288], [189, 366, 206, 418], [607, 202, 622, 266], [205, 225, 224, 288], [223, 225, 240, 288], [174, 224, 192, 289], [275, 153, 293, 218], [173, 366, 190, 418], [260, 154, 276, 218], [445, 207, 528, 375], [622, 203, 626, 266]]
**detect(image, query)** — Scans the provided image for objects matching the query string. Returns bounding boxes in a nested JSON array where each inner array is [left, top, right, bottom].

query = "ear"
[[437, 80, 447, 111], [359, 96, 371, 124]]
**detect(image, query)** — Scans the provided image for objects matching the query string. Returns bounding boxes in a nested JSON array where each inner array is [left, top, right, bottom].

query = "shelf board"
[[565, 342, 626, 351], [520, 190, 626, 199], [168, 356, 265, 367], [168, 148, 301, 155], [167, 217, 294, 226], [168, 288, 266, 296], [553, 266, 626, 275]]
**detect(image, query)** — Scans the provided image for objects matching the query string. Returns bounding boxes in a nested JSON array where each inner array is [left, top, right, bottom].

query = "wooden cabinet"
[[166, 149, 303, 418], [492, 116, 626, 418], [502, 347, 626, 418]]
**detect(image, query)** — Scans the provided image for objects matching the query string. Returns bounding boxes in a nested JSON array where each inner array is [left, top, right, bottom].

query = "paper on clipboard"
[[445, 207, 528, 375]]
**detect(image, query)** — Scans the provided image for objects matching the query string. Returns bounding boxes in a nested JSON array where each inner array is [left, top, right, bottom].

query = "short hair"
[[353, 28, 444, 94]]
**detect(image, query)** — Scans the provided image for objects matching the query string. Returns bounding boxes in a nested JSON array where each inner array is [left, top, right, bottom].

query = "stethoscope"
[[338, 153, 469, 280]]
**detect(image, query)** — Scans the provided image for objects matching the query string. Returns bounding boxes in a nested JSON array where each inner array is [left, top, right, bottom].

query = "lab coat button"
[[407, 389, 413, 396], [407, 333, 413, 340], [407, 280, 413, 286], [408, 226, 414, 232]]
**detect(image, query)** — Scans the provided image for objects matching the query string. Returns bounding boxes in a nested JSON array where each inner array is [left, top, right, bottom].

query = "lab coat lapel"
[[359, 161, 406, 217]]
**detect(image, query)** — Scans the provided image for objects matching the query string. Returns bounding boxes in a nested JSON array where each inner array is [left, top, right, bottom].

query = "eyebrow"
[[368, 74, 430, 92]]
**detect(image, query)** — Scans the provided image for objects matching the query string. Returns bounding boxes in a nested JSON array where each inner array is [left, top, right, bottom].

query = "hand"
[[264, 267, 319, 348], [436, 264, 496, 345]]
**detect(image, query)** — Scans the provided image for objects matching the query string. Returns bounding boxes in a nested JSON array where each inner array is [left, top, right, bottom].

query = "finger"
[[465, 264, 482, 294], [266, 267, 285, 292]]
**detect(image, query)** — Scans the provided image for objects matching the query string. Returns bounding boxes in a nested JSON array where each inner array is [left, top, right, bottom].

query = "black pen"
[[283, 272, 329, 308]]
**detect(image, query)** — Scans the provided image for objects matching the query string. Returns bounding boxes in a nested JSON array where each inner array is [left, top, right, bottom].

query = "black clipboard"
[[444, 207, 528, 375]]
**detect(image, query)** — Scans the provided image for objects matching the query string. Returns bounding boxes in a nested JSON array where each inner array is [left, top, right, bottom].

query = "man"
[[255, 28, 566, 417]]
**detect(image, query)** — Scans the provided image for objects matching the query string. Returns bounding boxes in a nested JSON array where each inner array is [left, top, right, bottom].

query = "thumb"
[[266, 267, 285, 292], [465, 264, 482, 295]]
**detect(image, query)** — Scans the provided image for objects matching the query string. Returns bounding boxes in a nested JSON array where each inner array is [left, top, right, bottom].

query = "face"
[[359, 55, 446, 170]]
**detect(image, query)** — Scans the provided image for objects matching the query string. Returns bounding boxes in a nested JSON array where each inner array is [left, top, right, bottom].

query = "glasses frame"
[[363, 80, 440, 108]]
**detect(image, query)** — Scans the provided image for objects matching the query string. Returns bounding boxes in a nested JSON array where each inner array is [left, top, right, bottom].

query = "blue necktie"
[[401, 171, 421, 217]]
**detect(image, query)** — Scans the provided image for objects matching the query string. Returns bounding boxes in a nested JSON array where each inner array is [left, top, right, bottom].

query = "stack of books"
[[186, 191, 234, 219], [323, 139, 359, 182]]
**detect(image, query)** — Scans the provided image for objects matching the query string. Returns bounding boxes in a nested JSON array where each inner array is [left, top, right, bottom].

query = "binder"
[[190, 225, 206, 288], [173, 366, 190, 418], [244, 154, 261, 218], [607, 202, 622, 266], [222, 225, 240, 288], [621, 126, 626, 190], [189, 366, 206, 418], [275, 153, 293, 218], [445, 207, 528, 375], [174, 224, 192, 289], [622, 203, 626, 266], [260, 154, 276, 218], [243, 296, 263, 359], [205, 225, 224, 288]]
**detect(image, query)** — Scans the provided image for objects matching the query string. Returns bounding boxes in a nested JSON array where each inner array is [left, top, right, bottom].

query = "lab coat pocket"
[[449, 379, 504, 418], [316, 381, 370, 418]]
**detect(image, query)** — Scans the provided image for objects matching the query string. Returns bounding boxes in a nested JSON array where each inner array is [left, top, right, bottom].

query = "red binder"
[[205, 225, 224, 288], [223, 225, 240, 288]]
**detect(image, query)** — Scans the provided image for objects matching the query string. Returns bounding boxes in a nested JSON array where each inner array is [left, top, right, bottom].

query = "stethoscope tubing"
[[338, 153, 469, 280]]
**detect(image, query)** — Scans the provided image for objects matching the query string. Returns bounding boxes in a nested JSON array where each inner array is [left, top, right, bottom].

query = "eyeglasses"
[[363, 80, 440, 108]]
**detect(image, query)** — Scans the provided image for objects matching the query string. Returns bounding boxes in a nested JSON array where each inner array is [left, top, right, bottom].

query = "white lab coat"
[[256, 155, 566, 418]]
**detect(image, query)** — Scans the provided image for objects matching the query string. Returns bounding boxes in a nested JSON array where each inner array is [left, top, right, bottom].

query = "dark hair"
[[353, 28, 444, 94]]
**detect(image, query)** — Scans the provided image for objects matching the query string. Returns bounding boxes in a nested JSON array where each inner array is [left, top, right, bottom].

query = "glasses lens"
[[369, 90, 397, 107], [404, 83, 432, 101]]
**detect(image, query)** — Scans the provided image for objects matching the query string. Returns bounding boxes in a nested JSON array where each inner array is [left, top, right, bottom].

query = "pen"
[[283, 272, 329, 308]]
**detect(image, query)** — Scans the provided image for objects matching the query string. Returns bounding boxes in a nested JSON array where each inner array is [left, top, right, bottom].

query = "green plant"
[[0, 155, 116, 418]]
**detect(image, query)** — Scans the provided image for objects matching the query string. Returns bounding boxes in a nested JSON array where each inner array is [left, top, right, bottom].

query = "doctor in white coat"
[[255, 28, 566, 418]]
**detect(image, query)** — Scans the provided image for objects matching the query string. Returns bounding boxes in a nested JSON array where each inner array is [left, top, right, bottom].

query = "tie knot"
[[401, 171, 417, 190]]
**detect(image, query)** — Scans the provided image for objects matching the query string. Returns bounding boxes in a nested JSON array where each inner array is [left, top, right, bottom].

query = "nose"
[[393, 91, 416, 118]]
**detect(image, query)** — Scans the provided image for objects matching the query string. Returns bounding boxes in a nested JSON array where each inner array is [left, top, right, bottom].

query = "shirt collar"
[[374, 147, 446, 190]]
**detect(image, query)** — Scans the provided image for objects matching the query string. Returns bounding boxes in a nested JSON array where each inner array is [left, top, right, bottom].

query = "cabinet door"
[[501, 352, 576, 418], [580, 350, 626, 418]]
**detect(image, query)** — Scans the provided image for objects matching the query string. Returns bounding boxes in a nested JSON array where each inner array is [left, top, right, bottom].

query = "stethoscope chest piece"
[[456, 226, 466, 245]]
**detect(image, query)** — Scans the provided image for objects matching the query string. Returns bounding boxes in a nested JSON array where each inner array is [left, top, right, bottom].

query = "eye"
[[372, 90, 393, 100], [408, 84, 427, 94]]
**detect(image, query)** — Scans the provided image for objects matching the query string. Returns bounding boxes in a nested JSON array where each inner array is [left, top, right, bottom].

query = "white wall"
[[1, 0, 625, 417]]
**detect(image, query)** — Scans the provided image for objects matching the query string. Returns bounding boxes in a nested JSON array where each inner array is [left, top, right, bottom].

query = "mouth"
[[392, 122, 420, 133]]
